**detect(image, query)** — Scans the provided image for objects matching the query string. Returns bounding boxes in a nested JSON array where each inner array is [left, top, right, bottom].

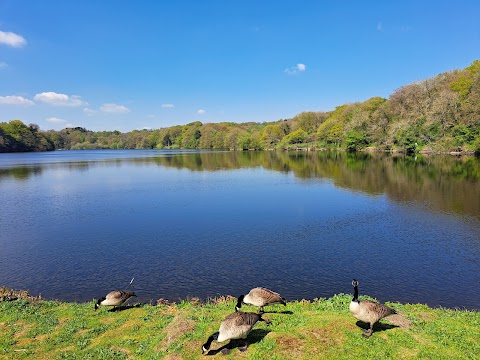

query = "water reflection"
[[2, 151, 479, 219]]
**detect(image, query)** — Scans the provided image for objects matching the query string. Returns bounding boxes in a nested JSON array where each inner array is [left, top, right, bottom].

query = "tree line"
[[2, 60, 480, 154]]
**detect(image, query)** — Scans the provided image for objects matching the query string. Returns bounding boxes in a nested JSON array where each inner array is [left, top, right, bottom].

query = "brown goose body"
[[349, 280, 396, 337], [236, 287, 286, 312], [202, 311, 267, 354], [349, 299, 396, 324], [95, 290, 136, 310]]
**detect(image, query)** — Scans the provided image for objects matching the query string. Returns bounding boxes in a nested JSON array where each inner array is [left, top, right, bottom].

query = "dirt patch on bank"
[[156, 316, 195, 351]]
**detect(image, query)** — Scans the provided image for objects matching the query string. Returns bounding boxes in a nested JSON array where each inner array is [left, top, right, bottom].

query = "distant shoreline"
[[1, 147, 478, 156]]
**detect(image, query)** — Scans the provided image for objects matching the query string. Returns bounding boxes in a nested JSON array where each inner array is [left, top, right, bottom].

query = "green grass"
[[0, 292, 478, 359]]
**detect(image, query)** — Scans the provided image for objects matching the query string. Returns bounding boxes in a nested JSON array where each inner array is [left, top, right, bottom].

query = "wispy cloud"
[[83, 107, 96, 115], [100, 103, 130, 113], [34, 92, 86, 106], [161, 103, 174, 108], [284, 63, 306, 75], [0, 31, 27, 48], [197, 109, 206, 115], [0, 95, 34, 106], [377, 22, 383, 31], [46, 117, 67, 124], [0, 62, 7, 69]]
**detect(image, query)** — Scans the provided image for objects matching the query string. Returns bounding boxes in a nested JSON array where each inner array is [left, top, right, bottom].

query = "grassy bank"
[[0, 290, 478, 359]]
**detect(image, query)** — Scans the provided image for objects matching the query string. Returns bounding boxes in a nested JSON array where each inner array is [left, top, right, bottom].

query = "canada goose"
[[235, 287, 286, 313], [202, 311, 269, 355], [94, 290, 136, 311], [349, 279, 396, 338]]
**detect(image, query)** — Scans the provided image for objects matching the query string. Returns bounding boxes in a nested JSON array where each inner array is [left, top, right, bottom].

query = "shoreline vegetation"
[[1, 287, 479, 359], [2, 60, 480, 156]]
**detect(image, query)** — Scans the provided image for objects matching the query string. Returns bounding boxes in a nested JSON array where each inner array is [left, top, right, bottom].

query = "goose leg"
[[220, 341, 233, 355], [238, 339, 248, 352], [362, 324, 373, 338]]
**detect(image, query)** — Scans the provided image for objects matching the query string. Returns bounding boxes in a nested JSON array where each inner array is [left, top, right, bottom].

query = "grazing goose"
[[202, 311, 269, 355], [235, 287, 286, 313], [349, 279, 396, 338], [94, 290, 136, 311]]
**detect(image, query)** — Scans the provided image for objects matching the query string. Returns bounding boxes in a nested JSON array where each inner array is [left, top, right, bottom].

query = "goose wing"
[[218, 312, 261, 341], [223, 311, 260, 326], [251, 287, 284, 304], [105, 290, 134, 301], [362, 300, 396, 320], [236, 311, 261, 326]]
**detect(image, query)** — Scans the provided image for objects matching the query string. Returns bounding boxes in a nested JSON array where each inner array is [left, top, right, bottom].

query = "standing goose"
[[235, 287, 286, 313], [202, 311, 269, 355], [94, 290, 136, 311], [349, 279, 396, 338]]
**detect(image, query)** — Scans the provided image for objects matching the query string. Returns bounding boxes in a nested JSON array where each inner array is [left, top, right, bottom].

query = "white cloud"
[[0, 62, 7, 69], [0, 31, 27, 48], [197, 109, 206, 115], [83, 107, 96, 115], [46, 117, 67, 124], [284, 63, 306, 75], [34, 92, 86, 106], [161, 103, 174, 108], [0, 95, 34, 106], [100, 103, 130, 113]]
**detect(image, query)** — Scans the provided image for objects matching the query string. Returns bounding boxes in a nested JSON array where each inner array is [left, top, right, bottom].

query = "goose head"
[[94, 296, 105, 310]]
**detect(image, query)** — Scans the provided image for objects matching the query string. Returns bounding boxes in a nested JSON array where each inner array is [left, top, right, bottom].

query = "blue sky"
[[0, 0, 479, 132]]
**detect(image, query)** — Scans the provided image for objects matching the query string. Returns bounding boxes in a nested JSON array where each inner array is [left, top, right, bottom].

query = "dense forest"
[[1, 60, 480, 154]]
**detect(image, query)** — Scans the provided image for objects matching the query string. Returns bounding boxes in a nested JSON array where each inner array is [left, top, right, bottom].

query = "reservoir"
[[0, 150, 479, 309]]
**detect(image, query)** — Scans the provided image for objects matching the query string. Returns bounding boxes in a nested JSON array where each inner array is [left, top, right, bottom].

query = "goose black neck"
[[353, 284, 359, 302], [203, 332, 219, 351], [235, 295, 244, 311], [95, 297, 105, 310]]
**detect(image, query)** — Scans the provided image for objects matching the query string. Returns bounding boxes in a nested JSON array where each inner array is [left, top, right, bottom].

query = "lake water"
[[1, 150, 479, 310]]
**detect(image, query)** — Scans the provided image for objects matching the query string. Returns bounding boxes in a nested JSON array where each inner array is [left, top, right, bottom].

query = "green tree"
[[345, 131, 368, 151], [261, 124, 284, 148], [181, 122, 202, 148], [291, 112, 327, 134], [0, 120, 54, 152]]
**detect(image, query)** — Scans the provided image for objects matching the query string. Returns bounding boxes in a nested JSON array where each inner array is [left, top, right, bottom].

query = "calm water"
[[1, 150, 479, 310]]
